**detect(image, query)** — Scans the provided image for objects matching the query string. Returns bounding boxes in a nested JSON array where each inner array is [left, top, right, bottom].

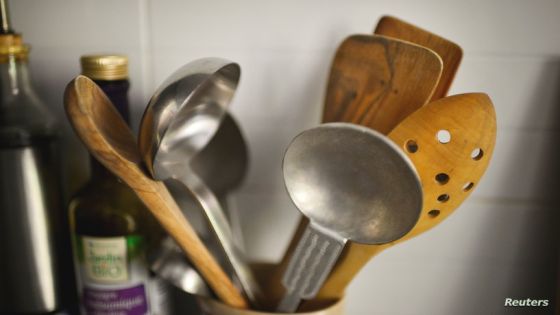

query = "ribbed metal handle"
[[278, 224, 346, 312]]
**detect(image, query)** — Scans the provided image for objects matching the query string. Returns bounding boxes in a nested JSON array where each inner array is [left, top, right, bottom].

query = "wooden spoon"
[[303, 93, 496, 309], [374, 15, 463, 101], [64, 75, 248, 309], [268, 34, 443, 307]]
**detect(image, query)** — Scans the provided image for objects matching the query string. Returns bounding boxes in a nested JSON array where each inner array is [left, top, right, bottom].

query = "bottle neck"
[[89, 78, 131, 180], [0, 54, 59, 148], [0, 56, 33, 105], [94, 79, 131, 124]]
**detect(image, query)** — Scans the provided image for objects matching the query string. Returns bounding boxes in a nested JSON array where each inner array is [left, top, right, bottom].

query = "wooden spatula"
[[322, 34, 443, 134], [267, 34, 443, 308], [375, 15, 463, 101], [303, 93, 496, 309], [64, 75, 248, 309]]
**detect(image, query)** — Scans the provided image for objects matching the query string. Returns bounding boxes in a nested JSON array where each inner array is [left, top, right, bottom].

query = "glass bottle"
[[0, 1, 75, 313], [69, 55, 165, 315]]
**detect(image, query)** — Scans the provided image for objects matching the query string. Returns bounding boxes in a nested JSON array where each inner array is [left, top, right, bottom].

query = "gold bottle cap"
[[80, 54, 128, 80], [0, 33, 29, 61]]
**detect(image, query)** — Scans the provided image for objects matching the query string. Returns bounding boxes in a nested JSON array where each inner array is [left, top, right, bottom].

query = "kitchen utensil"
[[196, 264, 345, 315], [138, 58, 263, 308], [200, 296, 344, 315], [269, 34, 442, 305], [322, 34, 442, 134], [375, 15, 463, 101], [63, 75, 248, 309], [150, 237, 212, 297], [163, 112, 248, 244], [276, 123, 423, 312], [307, 93, 496, 306], [150, 113, 249, 296], [189, 112, 249, 248], [192, 113, 249, 197]]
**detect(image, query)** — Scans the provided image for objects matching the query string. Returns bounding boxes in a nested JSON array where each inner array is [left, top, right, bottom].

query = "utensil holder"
[[197, 262, 344, 315], [197, 297, 344, 315], [162, 261, 344, 314]]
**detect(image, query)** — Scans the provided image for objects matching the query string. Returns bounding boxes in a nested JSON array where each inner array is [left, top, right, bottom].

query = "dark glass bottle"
[[0, 2, 76, 313], [69, 55, 165, 315]]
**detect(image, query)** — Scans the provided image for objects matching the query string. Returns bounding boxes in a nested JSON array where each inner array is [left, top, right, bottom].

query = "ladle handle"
[[176, 172, 264, 308], [219, 194, 247, 253], [278, 224, 347, 313], [129, 179, 249, 308]]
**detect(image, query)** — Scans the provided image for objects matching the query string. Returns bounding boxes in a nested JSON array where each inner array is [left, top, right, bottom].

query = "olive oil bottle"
[[68, 55, 166, 315]]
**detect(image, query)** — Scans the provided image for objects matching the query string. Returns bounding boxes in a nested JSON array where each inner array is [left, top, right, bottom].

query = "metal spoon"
[[306, 93, 496, 305], [139, 58, 263, 307], [271, 35, 442, 304], [277, 123, 423, 312]]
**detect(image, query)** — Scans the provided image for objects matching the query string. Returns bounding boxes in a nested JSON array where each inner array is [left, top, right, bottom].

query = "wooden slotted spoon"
[[305, 92, 496, 309]]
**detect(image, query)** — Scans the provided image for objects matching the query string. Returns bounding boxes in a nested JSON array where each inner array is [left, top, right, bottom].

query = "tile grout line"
[[138, 0, 154, 103]]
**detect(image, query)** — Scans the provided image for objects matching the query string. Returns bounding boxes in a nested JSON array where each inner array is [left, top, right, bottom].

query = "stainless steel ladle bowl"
[[139, 58, 263, 307]]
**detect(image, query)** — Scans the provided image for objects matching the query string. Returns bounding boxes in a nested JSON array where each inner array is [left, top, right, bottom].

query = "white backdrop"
[[12, 1, 559, 314]]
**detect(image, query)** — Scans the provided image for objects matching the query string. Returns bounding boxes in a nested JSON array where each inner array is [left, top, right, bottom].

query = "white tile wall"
[[11, 0, 147, 191], [11, 0, 559, 314]]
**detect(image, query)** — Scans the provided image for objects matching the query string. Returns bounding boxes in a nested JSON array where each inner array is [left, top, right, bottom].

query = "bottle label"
[[83, 285, 148, 315], [83, 237, 128, 282], [73, 235, 152, 315]]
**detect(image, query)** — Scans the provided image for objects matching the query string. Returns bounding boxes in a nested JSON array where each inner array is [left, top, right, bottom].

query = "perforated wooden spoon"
[[64, 75, 248, 309], [375, 15, 463, 101], [268, 34, 443, 307], [302, 93, 496, 309]]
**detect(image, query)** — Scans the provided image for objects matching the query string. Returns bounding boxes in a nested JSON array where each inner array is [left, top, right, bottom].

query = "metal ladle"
[[177, 112, 249, 245], [149, 113, 249, 297], [277, 123, 423, 312], [139, 58, 263, 307]]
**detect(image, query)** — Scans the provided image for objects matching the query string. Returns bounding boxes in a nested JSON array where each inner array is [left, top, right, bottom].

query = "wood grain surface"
[[375, 15, 463, 101], [322, 34, 443, 134], [64, 75, 248, 309]]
